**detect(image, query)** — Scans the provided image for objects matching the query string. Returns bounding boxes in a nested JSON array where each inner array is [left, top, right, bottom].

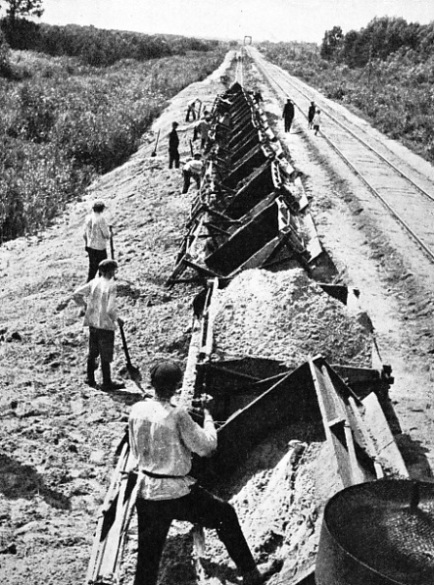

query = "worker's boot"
[[85, 358, 97, 388], [100, 361, 125, 391]]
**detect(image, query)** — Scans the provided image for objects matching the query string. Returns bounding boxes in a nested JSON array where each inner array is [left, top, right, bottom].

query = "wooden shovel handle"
[[109, 226, 115, 260], [118, 320, 132, 366]]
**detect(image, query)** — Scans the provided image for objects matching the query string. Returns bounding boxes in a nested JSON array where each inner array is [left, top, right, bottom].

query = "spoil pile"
[[207, 424, 332, 585], [211, 268, 372, 368]]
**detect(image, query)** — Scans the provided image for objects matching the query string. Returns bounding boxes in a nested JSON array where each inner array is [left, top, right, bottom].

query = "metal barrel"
[[315, 479, 434, 585]]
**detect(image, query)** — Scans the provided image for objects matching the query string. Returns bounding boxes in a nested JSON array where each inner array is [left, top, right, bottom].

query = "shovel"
[[195, 98, 202, 119], [109, 225, 115, 260], [118, 320, 142, 385], [151, 130, 160, 157]]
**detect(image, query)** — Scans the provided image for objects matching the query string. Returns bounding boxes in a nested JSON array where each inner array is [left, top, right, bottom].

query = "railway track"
[[247, 46, 434, 263], [86, 76, 410, 585], [234, 48, 244, 86]]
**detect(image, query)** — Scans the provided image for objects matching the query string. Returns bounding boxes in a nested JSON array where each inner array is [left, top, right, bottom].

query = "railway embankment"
[[0, 50, 235, 585], [109, 79, 411, 585], [0, 48, 433, 585]]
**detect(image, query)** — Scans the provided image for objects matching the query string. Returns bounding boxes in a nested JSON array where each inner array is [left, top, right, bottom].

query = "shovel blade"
[[127, 364, 142, 383]]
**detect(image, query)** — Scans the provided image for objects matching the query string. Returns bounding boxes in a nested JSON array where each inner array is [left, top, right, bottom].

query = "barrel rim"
[[318, 479, 434, 585]]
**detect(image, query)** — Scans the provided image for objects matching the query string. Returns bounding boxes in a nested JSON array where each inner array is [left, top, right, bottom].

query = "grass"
[[258, 41, 434, 165], [0, 48, 226, 243]]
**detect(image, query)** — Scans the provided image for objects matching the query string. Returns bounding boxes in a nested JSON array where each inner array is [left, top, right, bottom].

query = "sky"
[[39, 0, 433, 44]]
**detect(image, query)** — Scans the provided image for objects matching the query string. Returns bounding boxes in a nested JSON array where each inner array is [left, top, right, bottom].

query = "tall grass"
[[0, 49, 225, 243], [259, 42, 434, 164]]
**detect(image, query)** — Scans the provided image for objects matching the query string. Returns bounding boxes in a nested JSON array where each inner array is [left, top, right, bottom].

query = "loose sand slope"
[[0, 54, 231, 585]]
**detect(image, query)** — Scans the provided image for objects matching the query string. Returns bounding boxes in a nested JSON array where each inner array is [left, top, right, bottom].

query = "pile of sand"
[[211, 268, 372, 368], [179, 424, 342, 585]]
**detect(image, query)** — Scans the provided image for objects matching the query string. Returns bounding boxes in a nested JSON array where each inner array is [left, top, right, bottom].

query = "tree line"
[[321, 16, 434, 67], [259, 16, 434, 166], [0, 18, 218, 67]]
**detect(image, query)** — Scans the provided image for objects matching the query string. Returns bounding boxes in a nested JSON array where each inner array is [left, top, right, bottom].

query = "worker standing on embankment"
[[282, 98, 295, 133], [194, 112, 211, 151], [168, 121, 180, 169], [128, 361, 279, 585], [68, 259, 125, 391], [83, 199, 111, 282]]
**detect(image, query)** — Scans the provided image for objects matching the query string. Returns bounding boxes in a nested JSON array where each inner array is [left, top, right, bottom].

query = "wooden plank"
[[184, 258, 221, 278], [348, 396, 384, 479], [165, 257, 187, 286], [361, 392, 408, 478], [199, 278, 219, 360], [203, 222, 231, 236], [86, 442, 130, 584], [180, 317, 203, 404], [227, 236, 283, 278], [206, 363, 262, 382], [302, 212, 323, 261], [97, 460, 139, 582], [309, 358, 370, 487]]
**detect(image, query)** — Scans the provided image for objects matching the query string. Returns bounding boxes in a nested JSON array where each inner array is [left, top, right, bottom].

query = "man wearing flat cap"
[[128, 360, 270, 585], [71, 259, 124, 391], [83, 199, 111, 282]]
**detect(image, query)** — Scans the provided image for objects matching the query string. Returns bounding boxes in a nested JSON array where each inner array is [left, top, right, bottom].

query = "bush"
[[0, 29, 11, 77], [0, 48, 226, 242], [259, 40, 434, 164]]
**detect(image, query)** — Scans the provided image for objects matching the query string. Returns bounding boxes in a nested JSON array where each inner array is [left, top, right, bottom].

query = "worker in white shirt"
[[194, 113, 211, 150], [129, 361, 272, 585], [83, 199, 111, 282], [312, 109, 322, 135], [71, 259, 125, 391], [182, 153, 203, 194]]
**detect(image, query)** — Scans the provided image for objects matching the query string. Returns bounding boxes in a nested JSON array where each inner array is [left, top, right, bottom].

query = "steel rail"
[[248, 48, 434, 263], [236, 47, 244, 86], [256, 53, 434, 206]]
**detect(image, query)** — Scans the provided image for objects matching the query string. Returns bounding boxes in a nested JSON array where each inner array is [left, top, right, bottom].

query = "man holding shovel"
[[71, 259, 125, 391]]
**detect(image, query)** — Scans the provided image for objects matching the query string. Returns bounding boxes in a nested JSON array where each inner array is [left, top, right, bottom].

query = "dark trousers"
[[86, 247, 107, 282], [182, 170, 200, 194], [88, 327, 114, 363], [284, 117, 293, 132], [185, 107, 196, 122], [87, 327, 115, 385], [134, 485, 256, 585], [169, 150, 180, 169]]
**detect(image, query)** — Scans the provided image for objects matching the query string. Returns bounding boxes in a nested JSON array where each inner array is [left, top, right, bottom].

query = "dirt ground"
[[247, 58, 434, 479], [0, 49, 433, 585], [0, 52, 233, 585]]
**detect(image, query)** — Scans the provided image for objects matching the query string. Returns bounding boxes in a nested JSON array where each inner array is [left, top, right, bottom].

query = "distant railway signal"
[[244, 36, 252, 45]]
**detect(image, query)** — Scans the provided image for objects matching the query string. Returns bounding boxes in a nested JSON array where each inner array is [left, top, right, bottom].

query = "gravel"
[[211, 268, 372, 369]]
